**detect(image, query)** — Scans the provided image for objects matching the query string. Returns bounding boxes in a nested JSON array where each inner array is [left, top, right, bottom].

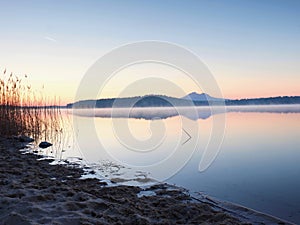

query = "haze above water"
[[40, 105, 300, 223]]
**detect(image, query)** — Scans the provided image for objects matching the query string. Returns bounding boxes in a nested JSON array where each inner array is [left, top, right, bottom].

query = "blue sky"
[[1, 0, 299, 102]]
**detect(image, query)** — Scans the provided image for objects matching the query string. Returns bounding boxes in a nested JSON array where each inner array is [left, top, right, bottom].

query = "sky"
[[0, 0, 299, 104]]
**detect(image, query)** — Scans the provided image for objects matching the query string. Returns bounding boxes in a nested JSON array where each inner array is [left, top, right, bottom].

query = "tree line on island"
[[67, 92, 300, 108]]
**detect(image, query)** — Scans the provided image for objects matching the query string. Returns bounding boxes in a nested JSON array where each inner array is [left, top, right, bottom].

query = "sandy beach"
[[0, 137, 291, 225]]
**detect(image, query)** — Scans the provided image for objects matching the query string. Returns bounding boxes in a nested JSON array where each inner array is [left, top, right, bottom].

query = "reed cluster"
[[0, 68, 62, 141]]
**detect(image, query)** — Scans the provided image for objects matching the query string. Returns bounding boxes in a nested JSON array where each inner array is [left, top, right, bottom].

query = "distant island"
[[67, 92, 300, 108]]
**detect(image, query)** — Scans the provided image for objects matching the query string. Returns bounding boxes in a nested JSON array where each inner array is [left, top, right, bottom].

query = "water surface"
[[37, 105, 300, 223]]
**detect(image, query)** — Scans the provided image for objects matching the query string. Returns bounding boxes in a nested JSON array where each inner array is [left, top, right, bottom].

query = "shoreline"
[[0, 137, 293, 224]]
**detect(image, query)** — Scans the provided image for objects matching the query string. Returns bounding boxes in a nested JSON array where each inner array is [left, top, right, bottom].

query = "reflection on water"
[[34, 105, 300, 223], [24, 109, 78, 161], [72, 104, 300, 120], [170, 112, 300, 223]]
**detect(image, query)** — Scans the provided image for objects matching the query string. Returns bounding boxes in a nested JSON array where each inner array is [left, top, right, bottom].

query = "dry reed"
[[0, 68, 62, 141]]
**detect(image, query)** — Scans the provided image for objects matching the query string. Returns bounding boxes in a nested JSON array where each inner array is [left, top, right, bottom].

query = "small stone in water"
[[39, 141, 52, 149]]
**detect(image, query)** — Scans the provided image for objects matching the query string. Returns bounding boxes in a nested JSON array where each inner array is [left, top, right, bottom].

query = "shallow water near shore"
[[32, 105, 300, 223]]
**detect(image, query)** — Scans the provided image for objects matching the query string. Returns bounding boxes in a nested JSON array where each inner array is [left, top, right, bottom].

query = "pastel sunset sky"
[[1, 0, 299, 104]]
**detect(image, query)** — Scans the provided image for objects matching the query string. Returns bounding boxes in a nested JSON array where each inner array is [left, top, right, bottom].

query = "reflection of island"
[[72, 105, 300, 121], [68, 92, 300, 109]]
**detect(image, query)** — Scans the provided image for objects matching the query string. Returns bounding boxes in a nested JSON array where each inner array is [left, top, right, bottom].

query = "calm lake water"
[[38, 105, 300, 223]]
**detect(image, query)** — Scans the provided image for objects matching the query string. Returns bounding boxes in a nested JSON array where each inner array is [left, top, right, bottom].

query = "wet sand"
[[0, 137, 289, 225]]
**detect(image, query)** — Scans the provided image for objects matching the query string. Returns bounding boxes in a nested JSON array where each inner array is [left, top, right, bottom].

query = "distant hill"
[[182, 92, 224, 102], [67, 93, 300, 108]]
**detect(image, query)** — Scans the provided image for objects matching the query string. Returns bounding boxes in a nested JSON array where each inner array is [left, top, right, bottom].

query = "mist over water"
[[72, 104, 300, 120]]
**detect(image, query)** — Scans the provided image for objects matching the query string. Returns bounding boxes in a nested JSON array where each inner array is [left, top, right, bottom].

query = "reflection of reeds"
[[0, 68, 62, 142]]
